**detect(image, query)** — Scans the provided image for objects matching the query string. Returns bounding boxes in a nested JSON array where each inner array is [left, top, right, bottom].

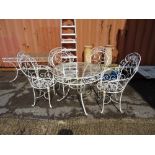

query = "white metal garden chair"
[[48, 47, 77, 99], [89, 46, 110, 95], [48, 48, 76, 101], [17, 52, 55, 108], [97, 52, 141, 113], [48, 47, 77, 90]]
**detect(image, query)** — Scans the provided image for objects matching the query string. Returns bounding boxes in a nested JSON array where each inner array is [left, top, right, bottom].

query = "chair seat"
[[31, 78, 54, 89], [102, 70, 118, 81], [97, 80, 124, 93]]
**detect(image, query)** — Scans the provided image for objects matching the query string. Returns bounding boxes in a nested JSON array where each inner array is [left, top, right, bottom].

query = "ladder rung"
[[61, 42, 76, 44], [61, 39, 76, 43], [61, 25, 75, 28]]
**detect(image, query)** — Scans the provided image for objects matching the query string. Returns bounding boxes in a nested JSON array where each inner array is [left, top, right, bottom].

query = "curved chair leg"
[[32, 88, 36, 107], [52, 76, 56, 95], [119, 92, 123, 113], [101, 91, 106, 114], [62, 84, 65, 97], [53, 84, 56, 95], [80, 92, 88, 116], [47, 87, 52, 108]]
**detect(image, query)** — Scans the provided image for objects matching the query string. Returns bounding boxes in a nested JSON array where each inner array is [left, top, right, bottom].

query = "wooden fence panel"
[[0, 19, 155, 67]]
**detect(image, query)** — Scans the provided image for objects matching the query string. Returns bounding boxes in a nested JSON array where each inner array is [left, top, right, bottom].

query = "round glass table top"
[[53, 62, 103, 84]]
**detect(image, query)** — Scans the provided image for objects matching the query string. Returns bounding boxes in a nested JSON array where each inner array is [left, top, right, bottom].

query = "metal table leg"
[[5, 62, 20, 83], [57, 85, 70, 101], [9, 67, 20, 82], [3, 61, 20, 82]]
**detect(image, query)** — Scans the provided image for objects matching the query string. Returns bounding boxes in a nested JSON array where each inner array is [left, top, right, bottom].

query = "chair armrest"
[[35, 65, 54, 79], [37, 65, 52, 70]]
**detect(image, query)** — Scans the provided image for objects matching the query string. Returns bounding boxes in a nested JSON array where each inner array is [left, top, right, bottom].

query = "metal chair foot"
[[32, 103, 35, 107], [120, 109, 124, 113], [49, 104, 52, 108], [101, 109, 104, 114]]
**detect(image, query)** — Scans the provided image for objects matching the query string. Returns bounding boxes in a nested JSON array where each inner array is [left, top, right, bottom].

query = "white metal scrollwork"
[[91, 46, 109, 66], [17, 52, 55, 108], [97, 52, 141, 113]]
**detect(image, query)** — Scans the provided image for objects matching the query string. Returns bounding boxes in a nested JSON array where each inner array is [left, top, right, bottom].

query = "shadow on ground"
[[129, 73, 155, 109]]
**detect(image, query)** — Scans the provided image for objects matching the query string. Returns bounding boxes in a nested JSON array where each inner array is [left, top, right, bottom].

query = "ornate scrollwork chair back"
[[51, 50, 69, 67], [48, 47, 77, 68], [48, 47, 62, 67], [119, 52, 141, 80], [48, 50, 78, 82], [17, 52, 39, 78], [90, 46, 109, 66]]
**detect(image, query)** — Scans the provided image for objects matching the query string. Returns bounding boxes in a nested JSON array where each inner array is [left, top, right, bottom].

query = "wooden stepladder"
[[60, 19, 77, 60]]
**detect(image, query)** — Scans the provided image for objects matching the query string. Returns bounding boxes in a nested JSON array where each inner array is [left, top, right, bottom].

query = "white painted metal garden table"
[[52, 62, 104, 115]]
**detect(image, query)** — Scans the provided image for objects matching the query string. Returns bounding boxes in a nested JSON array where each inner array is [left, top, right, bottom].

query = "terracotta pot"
[[104, 45, 119, 64], [84, 45, 93, 63], [104, 45, 113, 66]]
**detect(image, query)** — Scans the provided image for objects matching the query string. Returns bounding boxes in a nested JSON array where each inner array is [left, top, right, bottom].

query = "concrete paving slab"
[[0, 108, 9, 114], [0, 71, 155, 120]]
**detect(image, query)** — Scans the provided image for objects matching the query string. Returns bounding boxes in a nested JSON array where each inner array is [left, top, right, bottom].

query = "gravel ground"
[[0, 117, 155, 135]]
